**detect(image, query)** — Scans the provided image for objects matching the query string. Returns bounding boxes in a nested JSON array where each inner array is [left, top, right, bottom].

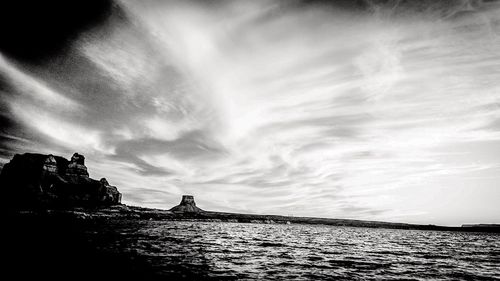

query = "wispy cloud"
[[1, 0, 500, 225]]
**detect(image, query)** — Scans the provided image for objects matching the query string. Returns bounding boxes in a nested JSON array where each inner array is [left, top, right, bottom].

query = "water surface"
[[85, 220, 500, 280]]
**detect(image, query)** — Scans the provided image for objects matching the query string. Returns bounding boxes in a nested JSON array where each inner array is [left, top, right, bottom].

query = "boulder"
[[170, 195, 204, 213], [0, 152, 121, 210]]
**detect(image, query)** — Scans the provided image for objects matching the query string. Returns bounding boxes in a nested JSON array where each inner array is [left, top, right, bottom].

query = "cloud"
[[0, 55, 80, 110], [1, 0, 500, 225], [0, 0, 113, 63]]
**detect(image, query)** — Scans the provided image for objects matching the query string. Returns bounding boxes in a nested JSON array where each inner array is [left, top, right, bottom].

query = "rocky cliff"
[[0, 152, 121, 209], [170, 195, 204, 213]]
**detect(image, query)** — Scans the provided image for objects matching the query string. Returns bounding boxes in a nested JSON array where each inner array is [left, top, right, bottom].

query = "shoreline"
[[7, 204, 500, 233]]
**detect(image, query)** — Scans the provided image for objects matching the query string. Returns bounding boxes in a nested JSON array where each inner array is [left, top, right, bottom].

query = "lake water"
[[84, 220, 500, 280]]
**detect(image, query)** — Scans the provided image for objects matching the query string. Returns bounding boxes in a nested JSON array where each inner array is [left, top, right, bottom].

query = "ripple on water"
[[86, 220, 500, 280]]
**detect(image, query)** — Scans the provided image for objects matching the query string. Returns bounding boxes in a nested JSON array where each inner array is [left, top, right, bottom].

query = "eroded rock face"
[[0, 152, 121, 209], [170, 195, 204, 213], [42, 155, 58, 174], [99, 178, 122, 204], [65, 153, 90, 184]]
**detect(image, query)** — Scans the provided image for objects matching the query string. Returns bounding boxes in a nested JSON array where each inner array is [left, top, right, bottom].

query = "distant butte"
[[170, 195, 204, 213]]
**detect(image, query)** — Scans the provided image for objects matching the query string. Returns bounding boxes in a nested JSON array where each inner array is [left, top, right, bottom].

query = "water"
[[84, 220, 500, 280]]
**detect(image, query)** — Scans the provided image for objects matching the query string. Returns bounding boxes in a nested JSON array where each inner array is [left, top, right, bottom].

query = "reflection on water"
[[86, 220, 500, 280]]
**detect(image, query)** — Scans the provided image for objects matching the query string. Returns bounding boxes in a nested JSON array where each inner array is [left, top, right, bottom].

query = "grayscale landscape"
[[1, 0, 500, 280]]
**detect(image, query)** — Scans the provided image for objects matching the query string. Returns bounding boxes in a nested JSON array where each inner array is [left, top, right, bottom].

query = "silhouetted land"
[[5, 205, 499, 233]]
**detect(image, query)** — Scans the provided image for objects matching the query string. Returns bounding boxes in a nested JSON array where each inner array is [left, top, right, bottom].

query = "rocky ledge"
[[0, 152, 121, 209]]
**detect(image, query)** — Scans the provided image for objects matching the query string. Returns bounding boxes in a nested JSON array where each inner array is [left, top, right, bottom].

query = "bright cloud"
[[1, 0, 500, 225]]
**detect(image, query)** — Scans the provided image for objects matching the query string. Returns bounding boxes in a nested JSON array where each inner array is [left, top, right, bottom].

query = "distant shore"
[[4, 153, 497, 233], [7, 204, 500, 233]]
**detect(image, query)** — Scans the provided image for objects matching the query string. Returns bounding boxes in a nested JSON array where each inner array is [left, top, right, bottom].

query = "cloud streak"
[[1, 0, 500, 225]]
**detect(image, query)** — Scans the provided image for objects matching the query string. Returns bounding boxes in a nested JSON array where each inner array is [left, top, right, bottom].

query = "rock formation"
[[0, 152, 121, 209], [65, 153, 90, 181], [170, 195, 204, 213]]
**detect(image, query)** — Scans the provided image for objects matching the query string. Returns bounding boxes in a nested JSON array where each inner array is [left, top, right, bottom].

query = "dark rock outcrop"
[[65, 153, 90, 181], [0, 152, 121, 209], [170, 195, 204, 213], [99, 178, 121, 205]]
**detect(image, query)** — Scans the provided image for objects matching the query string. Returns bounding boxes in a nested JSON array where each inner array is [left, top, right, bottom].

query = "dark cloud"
[[0, 0, 115, 64], [114, 130, 227, 162]]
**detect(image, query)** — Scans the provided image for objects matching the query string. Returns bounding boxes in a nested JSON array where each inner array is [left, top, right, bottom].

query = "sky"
[[1, 0, 500, 226]]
